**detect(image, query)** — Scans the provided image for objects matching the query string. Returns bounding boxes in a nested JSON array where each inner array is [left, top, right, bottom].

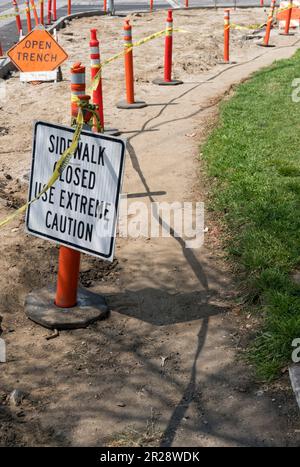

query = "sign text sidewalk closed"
[[26, 122, 126, 261]]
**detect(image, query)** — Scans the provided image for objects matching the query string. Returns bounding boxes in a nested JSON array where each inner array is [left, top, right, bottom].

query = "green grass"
[[202, 51, 300, 380]]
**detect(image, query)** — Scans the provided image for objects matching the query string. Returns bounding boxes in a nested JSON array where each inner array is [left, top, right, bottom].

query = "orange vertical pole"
[[150, 0, 153, 11], [260, 0, 276, 46], [164, 10, 173, 82], [90, 29, 104, 132], [47, 0, 52, 24], [12, 0, 22, 34], [53, 0, 57, 21], [152, 10, 182, 86], [68, 0, 71, 15], [104, 0, 107, 12], [260, 0, 264, 6], [185, 0, 189, 7], [55, 62, 86, 309], [281, 1, 294, 35], [117, 20, 146, 108], [30, 0, 39, 26], [40, 0, 44, 25], [91, 34, 102, 136], [70, 62, 86, 124], [25, 0, 32, 33], [224, 9, 230, 63], [124, 20, 134, 105], [0, 42, 3, 57]]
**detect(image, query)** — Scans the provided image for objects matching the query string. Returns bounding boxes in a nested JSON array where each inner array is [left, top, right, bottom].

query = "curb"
[[289, 364, 300, 410], [47, 9, 106, 33]]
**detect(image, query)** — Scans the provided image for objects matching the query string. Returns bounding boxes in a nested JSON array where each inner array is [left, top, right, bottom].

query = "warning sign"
[[7, 28, 68, 73], [26, 122, 126, 261]]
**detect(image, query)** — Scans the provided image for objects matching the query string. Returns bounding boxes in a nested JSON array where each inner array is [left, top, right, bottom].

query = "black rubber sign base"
[[25, 286, 109, 330], [116, 100, 147, 109], [258, 43, 276, 48], [152, 78, 183, 86], [217, 60, 237, 65]]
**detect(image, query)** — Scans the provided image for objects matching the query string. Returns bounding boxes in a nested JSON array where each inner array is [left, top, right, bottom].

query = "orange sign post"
[[7, 28, 68, 73]]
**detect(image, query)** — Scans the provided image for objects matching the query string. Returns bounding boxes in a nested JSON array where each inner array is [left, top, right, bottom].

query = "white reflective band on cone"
[[71, 73, 85, 84], [71, 90, 85, 96], [90, 47, 100, 54]]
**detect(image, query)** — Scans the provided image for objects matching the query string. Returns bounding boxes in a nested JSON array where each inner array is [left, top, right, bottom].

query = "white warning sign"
[[26, 121, 126, 261]]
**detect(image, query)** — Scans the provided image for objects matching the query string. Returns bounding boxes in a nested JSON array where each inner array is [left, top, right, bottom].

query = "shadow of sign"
[[107, 288, 229, 326]]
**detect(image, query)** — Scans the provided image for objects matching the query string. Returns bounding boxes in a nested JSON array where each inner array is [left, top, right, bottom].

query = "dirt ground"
[[0, 8, 300, 447]]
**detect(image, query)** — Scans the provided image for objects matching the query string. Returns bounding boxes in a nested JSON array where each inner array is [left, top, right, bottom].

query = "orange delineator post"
[[224, 9, 230, 62], [90, 29, 104, 132], [47, 0, 52, 24], [68, 0, 71, 15], [150, 0, 153, 11], [25, 0, 32, 33], [104, 0, 107, 12], [260, 0, 264, 6], [70, 62, 86, 124], [0, 42, 3, 57], [185, 0, 189, 7], [124, 20, 134, 104], [91, 38, 102, 135], [261, 0, 276, 46], [53, 0, 57, 21], [117, 20, 147, 108], [55, 63, 86, 309], [40, 0, 44, 25], [283, 1, 293, 34], [164, 10, 174, 82], [30, 0, 39, 26], [153, 11, 182, 86], [13, 0, 22, 34]]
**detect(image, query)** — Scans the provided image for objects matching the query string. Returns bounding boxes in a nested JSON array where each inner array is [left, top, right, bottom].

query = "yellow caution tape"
[[224, 22, 266, 32], [70, 27, 188, 99], [230, 23, 265, 31], [277, 3, 294, 13], [0, 11, 22, 20], [228, 3, 290, 32], [87, 27, 187, 95], [224, 2, 279, 32], [0, 109, 84, 229], [0, 5, 39, 20], [0, 0, 43, 21]]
